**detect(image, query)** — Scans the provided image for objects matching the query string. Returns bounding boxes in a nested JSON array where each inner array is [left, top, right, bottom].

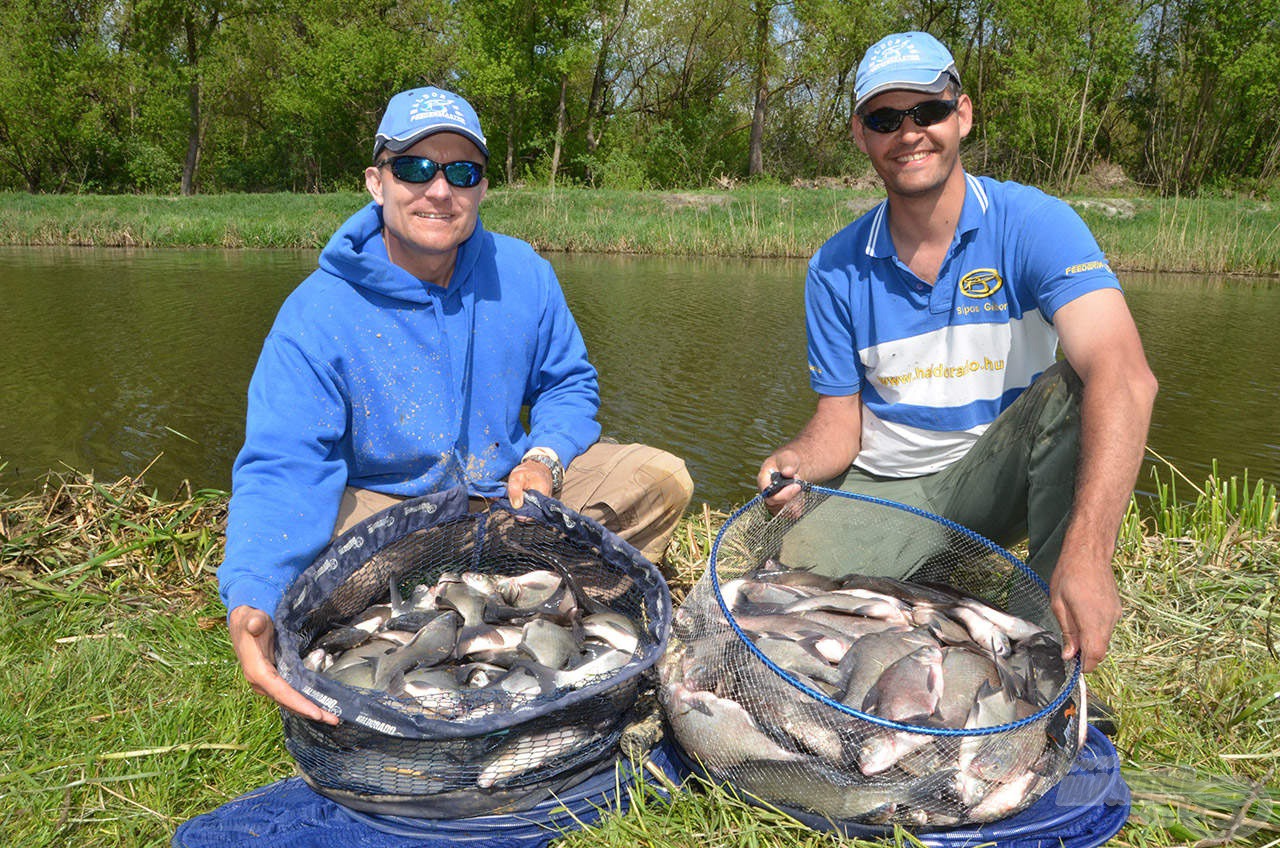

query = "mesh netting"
[[660, 483, 1084, 829], [274, 486, 670, 818]]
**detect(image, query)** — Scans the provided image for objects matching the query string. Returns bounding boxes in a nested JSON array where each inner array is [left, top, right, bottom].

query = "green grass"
[[1, 188, 1277, 275], [1, 463, 1277, 847]]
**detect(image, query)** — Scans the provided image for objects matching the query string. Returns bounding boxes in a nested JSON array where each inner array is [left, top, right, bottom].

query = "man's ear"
[[850, 113, 869, 154], [364, 166, 385, 205], [957, 93, 974, 141]]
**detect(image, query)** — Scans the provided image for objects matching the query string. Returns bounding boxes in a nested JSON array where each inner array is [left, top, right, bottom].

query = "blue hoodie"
[[217, 202, 601, 616]]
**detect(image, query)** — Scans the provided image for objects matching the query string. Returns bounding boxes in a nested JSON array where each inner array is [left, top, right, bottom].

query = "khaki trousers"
[[333, 442, 694, 564]]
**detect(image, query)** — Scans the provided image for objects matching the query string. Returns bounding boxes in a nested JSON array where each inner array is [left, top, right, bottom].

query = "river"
[[1, 246, 1276, 510]]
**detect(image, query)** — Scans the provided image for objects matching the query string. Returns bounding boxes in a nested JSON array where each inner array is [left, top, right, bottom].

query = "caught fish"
[[664, 564, 1075, 826], [664, 681, 806, 769], [371, 611, 461, 690], [475, 726, 595, 788]]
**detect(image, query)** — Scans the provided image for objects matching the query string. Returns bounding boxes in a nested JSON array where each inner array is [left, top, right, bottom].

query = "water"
[[1, 246, 1277, 510]]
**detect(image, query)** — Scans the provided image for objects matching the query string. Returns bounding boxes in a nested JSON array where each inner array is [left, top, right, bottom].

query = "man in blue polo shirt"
[[757, 32, 1157, 675]]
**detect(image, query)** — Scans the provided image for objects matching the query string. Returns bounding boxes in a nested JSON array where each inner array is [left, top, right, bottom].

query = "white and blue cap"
[[854, 32, 960, 114], [373, 86, 489, 161]]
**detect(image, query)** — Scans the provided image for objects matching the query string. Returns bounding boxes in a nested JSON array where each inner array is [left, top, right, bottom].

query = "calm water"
[[1, 246, 1277, 509]]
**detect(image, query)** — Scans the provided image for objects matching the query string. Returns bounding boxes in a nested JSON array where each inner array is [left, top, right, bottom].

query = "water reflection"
[[0, 246, 1276, 510]]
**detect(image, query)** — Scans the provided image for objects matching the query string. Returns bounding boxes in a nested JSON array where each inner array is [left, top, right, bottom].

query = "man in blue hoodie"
[[218, 87, 693, 724]]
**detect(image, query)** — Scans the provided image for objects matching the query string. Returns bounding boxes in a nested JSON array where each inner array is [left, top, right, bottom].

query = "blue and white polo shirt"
[[805, 173, 1119, 477]]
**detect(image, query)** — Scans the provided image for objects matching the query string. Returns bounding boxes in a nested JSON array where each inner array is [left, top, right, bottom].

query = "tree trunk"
[[550, 75, 568, 189], [180, 13, 201, 196], [586, 0, 628, 159], [747, 1, 770, 177]]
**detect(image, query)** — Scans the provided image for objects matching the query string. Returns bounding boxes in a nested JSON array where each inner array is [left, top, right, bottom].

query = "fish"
[[454, 624, 524, 664], [475, 726, 595, 788], [581, 611, 641, 655], [856, 725, 938, 776], [435, 575, 490, 628], [861, 644, 945, 723], [666, 567, 1075, 825], [934, 646, 1002, 727], [837, 627, 937, 710], [783, 591, 912, 627], [306, 561, 646, 710], [519, 618, 580, 670], [554, 643, 632, 689], [663, 681, 806, 769], [370, 611, 461, 690], [751, 634, 846, 689]]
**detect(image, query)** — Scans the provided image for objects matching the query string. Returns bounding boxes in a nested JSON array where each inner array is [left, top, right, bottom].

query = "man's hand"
[[1048, 555, 1122, 673], [506, 459, 554, 508], [757, 394, 863, 513], [228, 605, 340, 725], [757, 451, 804, 513]]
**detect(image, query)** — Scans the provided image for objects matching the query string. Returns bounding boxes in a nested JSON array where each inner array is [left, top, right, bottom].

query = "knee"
[[640, 449, 695, 516]]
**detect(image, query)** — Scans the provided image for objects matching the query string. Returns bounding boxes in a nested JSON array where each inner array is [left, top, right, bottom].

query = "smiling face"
[[851, 89, 972, 203], [364, 131, 488, 286]]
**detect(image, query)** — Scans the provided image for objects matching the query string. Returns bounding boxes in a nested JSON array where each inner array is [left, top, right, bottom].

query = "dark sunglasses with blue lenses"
[[379, 155, 486, 188], [860, 98, 959, 134]]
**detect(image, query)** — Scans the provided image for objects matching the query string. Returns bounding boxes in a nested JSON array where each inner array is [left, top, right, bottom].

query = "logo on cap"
[[865, 35, 926, 75], [409, 91, 467, 126]]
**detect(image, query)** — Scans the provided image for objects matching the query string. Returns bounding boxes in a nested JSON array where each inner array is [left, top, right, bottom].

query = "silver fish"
[[751, 634, 846, 689], [663, 682, 805, 769], [476, 726, 594, 788], [838, 627, 938, 710], [934, 645, 1001, 727], [581, 611, 640, 655], [454, 624, 524, 663], [783, 592, 912, 627], [371, 611, 461, 689], [861, 644, 945, 723], [519, 619, 580, 670], [435, 576, 490, 628], [554, 644, 631, 689]]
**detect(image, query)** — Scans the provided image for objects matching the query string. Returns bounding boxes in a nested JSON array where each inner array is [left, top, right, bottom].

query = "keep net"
[[660, 482, 1084, 828]]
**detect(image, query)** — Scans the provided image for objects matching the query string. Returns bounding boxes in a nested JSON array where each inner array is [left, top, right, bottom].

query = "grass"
[[1, 188, 1277, 276], [0, 462, 1277, 847]]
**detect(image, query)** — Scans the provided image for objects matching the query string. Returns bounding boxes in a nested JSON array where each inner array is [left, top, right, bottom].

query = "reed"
[[0, 463, 1276, 846], [1, 189, 1276, 275]]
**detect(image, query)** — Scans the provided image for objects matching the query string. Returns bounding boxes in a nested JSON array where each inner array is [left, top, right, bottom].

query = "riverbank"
[[1, 466, 1277, 846], [1, 188, 1276, 276]]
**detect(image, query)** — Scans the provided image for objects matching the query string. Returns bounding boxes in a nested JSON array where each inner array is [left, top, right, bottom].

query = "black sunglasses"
[[378, 155, 485, 188], [860, 99, 959, 134]]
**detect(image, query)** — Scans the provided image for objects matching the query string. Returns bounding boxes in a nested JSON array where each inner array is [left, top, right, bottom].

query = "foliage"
[[0, 0, 1275, 195]]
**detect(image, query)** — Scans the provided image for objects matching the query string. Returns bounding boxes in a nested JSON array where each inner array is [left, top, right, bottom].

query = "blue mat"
[[176, 729, 1127, 848], [173, 740, 686, 848]]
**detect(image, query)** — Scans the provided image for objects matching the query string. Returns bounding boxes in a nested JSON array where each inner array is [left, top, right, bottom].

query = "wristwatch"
[[522, 449, 564, 495]]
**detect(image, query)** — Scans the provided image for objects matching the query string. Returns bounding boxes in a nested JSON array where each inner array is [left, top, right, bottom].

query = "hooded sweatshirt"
[[217, 202, 600, 616]]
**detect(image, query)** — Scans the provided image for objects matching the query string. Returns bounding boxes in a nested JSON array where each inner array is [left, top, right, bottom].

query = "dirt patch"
[[661, 193, 734, 210], [1079, 160, 1132, 193], [1068, 198, 1137, 219]]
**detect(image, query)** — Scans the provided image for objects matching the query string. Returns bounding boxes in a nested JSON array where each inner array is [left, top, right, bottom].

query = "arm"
[[757, 393, 863, 508], [219, 334, 349, 720], [1051, 288, 1158, 671], [523, 267, 601, 468]]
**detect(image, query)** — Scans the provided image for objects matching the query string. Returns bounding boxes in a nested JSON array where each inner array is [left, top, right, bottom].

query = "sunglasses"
[[860, 99, 959, 134], [379, 155, 485, 188]]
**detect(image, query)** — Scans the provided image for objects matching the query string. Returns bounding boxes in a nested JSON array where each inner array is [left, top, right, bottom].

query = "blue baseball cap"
[[373, 87, 489, 161], [854, 32, 960, 113]]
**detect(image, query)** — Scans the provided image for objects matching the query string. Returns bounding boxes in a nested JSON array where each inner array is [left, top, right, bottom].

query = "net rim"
[[707, 481, 1083, 737]]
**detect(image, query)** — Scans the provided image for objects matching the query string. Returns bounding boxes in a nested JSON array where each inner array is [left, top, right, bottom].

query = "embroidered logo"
[[958, 268, 1003, 298]]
